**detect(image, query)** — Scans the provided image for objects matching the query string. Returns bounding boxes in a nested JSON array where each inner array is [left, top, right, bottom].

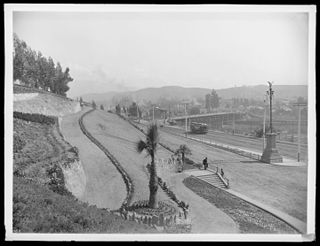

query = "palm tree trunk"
[[149, 153, 158, 209]]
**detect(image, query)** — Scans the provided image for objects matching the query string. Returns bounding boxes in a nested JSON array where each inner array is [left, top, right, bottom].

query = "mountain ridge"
[[81, 84, 308, 106]]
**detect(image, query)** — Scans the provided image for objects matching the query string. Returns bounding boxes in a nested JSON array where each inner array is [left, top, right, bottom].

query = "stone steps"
[[197, 173, 227, 189]]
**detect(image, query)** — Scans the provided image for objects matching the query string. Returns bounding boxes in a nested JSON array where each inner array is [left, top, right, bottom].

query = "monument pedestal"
[[261, 133, 283, 163]]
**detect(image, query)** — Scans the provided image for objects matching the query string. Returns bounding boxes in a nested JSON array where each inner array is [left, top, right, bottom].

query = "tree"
[[13, 33, 27, 82], [205, 89, 220, 112], [128, 102, 138, 117], [136, 124, 159, 208], [205, 94, 211, 112], [210, 89, 220, 109], [175, 144, 192, 166], [92, 100, 97, 109], [13, 33, 73, 96], [115, 104, 121, 114]]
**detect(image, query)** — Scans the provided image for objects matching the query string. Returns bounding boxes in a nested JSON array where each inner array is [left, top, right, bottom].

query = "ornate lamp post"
[[261, 82, 283, 163]]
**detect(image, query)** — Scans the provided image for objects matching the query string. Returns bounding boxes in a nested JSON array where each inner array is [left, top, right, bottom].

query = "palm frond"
[[136, 140, 147, 153]]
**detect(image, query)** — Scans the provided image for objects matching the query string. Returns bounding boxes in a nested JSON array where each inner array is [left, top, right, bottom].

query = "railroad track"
[[78, 109, 134, 210]]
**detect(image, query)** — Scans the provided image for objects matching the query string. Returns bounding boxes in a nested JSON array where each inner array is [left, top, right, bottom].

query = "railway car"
[[190, 122, 208, 134]]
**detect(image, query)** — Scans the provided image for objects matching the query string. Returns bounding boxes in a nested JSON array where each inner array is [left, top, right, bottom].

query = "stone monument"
[[261, 82, 283, 163]]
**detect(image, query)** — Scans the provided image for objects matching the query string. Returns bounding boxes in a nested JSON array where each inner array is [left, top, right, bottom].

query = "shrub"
[[13, 111, 56, 125]]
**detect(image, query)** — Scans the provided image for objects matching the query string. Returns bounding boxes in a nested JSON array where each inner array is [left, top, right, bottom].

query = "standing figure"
[[203, 157, 208, 170], [221, 168, 224, 177]]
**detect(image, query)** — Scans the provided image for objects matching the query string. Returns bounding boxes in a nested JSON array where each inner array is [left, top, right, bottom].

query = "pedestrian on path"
[[221, 168, 224, 177], [203, 157, 208, 170]]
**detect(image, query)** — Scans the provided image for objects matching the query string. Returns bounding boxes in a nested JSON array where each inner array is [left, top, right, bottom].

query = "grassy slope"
[[13, 117, 157, 233], [14, 93, 79, 117], [82, 110, 174, 205], [183, 177, 297, 234]]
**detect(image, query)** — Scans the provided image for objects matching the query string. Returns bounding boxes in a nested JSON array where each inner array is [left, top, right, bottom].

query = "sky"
[[12, 7, 309, 98]]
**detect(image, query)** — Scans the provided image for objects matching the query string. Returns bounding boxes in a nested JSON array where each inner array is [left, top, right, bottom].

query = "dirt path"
[[60, 108, 126, 210]]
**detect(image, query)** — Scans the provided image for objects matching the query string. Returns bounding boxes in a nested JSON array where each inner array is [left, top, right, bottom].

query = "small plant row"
[[14, 111, 57, 125], [115, 205, 181, 230], [79, 109, 134, 210], [127, 200, 176, 217], [145, 164, 189, 215]]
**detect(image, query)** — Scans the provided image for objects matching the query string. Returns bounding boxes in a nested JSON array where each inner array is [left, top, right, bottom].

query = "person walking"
[[203, 157, 208, 170], [221, 168, 224, 177]]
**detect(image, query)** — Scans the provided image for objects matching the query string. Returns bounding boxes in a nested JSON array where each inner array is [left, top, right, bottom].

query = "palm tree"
[[175, 144, 192, 166], [136, 123, 159, 209]]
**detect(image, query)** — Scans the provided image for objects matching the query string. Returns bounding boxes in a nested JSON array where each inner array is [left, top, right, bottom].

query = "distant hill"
[[217, 85, 308, 100], [81, 84, 308, 106]]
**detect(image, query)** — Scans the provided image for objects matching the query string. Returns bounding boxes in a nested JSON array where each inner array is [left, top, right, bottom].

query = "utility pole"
[[153, 105, 155, 122], [185, 103, 188, 137], [292, 101, 307, 162], [136, 103, 140, 122]]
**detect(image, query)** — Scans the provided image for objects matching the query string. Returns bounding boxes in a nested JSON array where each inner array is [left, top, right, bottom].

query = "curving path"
[[60, 108, 126, 210], [82, 110, 239, 233]]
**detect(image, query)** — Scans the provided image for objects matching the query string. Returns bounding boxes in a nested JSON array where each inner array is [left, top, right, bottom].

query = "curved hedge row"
[[78, 109, 134, 210], [117, 115, 190, 215], [14, 111, 57, 125]]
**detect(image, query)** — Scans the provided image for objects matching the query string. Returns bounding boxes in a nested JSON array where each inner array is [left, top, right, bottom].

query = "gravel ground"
[[183, 177, 298, 234]]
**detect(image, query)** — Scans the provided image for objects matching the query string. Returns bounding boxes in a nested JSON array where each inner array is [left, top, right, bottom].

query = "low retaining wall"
[[14, 93, 39, 101], [54, 117, 87, 198]]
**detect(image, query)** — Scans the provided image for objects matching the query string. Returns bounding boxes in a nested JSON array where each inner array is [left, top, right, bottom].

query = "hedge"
[[13, 111, 57, 125]]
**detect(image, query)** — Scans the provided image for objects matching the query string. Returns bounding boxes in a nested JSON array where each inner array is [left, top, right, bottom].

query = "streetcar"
[[190, 122, 208, 134]]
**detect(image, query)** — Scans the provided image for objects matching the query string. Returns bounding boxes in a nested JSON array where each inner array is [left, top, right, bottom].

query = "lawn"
[[82, 110, 176, 205], [183, 177, 297, 234]]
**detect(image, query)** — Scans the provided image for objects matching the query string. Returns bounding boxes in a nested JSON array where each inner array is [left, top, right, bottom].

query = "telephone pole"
[[292, 101, 307, 162]]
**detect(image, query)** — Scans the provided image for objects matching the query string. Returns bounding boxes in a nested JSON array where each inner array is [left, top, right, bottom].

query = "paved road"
[[162, 126, 308, 162], [136, 120, 308, 223]]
